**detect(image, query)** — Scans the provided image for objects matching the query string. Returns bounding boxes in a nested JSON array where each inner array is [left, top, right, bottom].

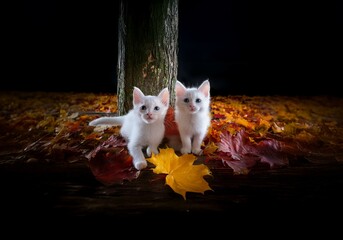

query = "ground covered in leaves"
[[0, 91, 342, 198]]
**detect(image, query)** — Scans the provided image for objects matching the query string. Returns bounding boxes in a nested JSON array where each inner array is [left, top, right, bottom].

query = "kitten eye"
[[196, 98, 201, 103], [184, 98, 189, 103], [154, 106, 160, 111], [141, 105, 146, 111]]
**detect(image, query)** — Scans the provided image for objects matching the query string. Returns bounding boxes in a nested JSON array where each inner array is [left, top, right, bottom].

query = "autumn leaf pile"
[[0, 91, 342, 198], [207, 95, 343, 173]]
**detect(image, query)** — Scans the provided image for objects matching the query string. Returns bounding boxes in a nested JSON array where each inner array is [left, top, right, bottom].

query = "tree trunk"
[[117, 0, 178, 115]]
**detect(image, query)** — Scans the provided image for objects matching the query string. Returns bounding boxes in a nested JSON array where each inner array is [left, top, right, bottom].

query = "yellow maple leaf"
[[147, 148, 213, 200]]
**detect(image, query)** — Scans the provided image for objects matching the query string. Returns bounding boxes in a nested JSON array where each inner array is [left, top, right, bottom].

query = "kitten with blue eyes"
[[89, 86, 169, 170], [174, 80, 211, 155]]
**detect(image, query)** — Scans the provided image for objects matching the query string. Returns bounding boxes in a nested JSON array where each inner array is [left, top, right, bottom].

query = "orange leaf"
[[202, 141, 218, 155], [164, 107, 179, 136]]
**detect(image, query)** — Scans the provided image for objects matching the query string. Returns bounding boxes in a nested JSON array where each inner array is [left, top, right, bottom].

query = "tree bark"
[[117, 0, 178, 115]]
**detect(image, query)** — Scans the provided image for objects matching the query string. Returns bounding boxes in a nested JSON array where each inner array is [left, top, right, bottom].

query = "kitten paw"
[[146, 147, 158, 157], [192, 148, 203, 155], [146, 147, 152, 157], [180, 148, 191, 155], [133, 159, 148, 170]]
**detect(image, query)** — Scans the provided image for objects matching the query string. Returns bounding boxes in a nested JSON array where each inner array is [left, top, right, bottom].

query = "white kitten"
[[89, 87, 170, 170], [174, 80, 211, 155]]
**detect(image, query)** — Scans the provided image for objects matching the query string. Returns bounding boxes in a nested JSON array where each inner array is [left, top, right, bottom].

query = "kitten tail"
[[89, 116, 125, 126]]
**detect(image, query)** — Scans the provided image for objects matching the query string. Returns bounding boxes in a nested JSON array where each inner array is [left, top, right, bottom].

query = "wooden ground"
[[1, 159, 343, 222]]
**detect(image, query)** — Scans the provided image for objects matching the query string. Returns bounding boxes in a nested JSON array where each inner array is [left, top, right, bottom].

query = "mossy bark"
[[117, 0, 178, 115]]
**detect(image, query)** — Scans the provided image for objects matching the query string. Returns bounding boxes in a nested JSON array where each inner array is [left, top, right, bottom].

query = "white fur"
[[89, 87, 170, 170], [174, 80, 211, 155]]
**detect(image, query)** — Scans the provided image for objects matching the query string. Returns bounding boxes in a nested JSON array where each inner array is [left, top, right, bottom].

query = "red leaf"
[[218, 152, 258, 174], [87, 135, 140, 185], [253, 139, 289, 168], [217, 130, 288, 174]]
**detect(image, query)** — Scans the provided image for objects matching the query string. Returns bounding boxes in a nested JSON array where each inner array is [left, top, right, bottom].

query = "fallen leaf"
[[202, 141, 218, 156], [217, 130, 288, 173], [164, 107, 179, 136], [147, 148, 213, 200], [87, 135, 140, 185]]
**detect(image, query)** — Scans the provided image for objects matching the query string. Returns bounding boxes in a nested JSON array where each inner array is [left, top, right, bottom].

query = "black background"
[[4, 0, 343, 96]]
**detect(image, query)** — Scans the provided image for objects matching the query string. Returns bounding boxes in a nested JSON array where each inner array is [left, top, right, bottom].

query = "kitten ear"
[[175, 80, 187, 97], [198, 79, 210, 98], [133, 87, 145, 105], [158, 87, 169, 107]]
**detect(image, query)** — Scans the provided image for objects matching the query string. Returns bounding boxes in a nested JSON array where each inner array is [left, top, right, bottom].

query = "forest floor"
[[0, 91, 342, 224]]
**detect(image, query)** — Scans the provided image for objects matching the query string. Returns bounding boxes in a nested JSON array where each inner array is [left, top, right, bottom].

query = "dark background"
[[4, 0, 343, 96]]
